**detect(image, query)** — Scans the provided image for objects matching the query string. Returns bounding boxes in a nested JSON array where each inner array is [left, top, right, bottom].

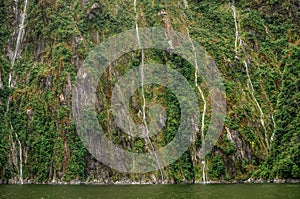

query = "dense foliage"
[[0, 0, 299, 183]]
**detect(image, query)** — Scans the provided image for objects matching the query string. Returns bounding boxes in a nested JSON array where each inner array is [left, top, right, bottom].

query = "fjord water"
[[1, 184, 299, 199]]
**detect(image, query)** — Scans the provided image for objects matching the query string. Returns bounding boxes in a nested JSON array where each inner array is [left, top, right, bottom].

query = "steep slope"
[[0, 0, 299, 184]]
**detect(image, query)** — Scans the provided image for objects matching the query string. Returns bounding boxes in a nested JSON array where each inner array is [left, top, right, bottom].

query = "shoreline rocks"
[[1, 178, 299, 185]]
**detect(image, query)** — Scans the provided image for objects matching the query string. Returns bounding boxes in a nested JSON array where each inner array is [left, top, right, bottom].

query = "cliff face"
[[0, 0, 299, 184]]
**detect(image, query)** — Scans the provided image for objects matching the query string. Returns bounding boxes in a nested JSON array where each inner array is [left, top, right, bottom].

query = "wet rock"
[[253, 178, 269, 183], [224, 127, 253, 176], [46, 75, 52, 89], [244, 178, 254, 183], [70, 179, 81, 185], [286, 179, 300, 183], [34, 36, 46, 62], [26, 108, 34, 120], [87, 3, 102, 20], [40, 75, 53, 90], [59, 93, 65, 104], [151, 174, 157, 184], [273, 178, 286, 183], [8, 178, 18, 184]]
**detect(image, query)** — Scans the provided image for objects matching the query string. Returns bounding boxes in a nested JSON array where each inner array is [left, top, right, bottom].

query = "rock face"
[[224, 127, 253, 177], [0, 0, 299, 184]]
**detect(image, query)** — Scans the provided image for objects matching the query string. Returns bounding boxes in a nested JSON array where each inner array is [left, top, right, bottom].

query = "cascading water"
[[270, 113, 275, 142], [179, 5, 208, 183], [10, 122, 23, 184], [231, 3, 269, 151], [6, 0, 28, 185], [183, 0, 189, 9], [9, 0, 28, 88], [243, 60, 269, 150], [186, 28, 208, 184], [134, 0, 164, 183], [231, 3, 239, 56]]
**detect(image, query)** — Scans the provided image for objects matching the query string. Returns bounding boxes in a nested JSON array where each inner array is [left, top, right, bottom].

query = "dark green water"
[[0, 184, 299, 199]]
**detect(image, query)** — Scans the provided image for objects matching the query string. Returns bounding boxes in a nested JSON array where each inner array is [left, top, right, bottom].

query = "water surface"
[[1, 184, 299, 199]]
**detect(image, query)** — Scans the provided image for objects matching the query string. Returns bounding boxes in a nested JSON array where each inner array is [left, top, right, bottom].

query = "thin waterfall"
[[231, 3, 269, 151], [9, 0, 28, 87], [180, 6, 207, 183], [270, 113, 275, 142], [6, 107, 23, 184], [186, 28, 207, 184], [183, 0, 189, 9], [231, 4, 239, 55], [134, 0, 164, 183], [244, 60, 269, 150], [6, 0, 28, 185], [11, 122, 23, 184], [6, 105, 23, 184]]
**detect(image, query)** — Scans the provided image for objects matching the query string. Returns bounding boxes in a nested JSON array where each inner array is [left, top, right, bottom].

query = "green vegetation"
[[0, 0, 299, 183]]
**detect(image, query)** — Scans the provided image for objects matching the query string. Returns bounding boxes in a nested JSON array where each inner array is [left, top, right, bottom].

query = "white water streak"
[[186, 28, 207, 184], [270, 113, 275, 142], [9, 0, 28, 87], [244, 60, 269, 149], [134, 0, 164, 182], [231, 3, 269, 151], [183, 0, 189, 9], [231, 4, 239, 56], [6, 0, 28, 185], [7, 119, 23, 184]]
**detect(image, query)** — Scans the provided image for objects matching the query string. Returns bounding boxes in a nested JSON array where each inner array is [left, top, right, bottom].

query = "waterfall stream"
[[270, 113, 275, 142], [231, 4, 239, 55], [134, 0, 164, 183], [231, 3, 269, 151], [244, 60, 269, 150], [270, 113, 276, 144], [186, 28, 207, 184], [179, 4, 208, 183], [183, 0, 189, 9], [6, 0, 28, 185], [11, 122, 23, 184], [9, 0, 28, 87]]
